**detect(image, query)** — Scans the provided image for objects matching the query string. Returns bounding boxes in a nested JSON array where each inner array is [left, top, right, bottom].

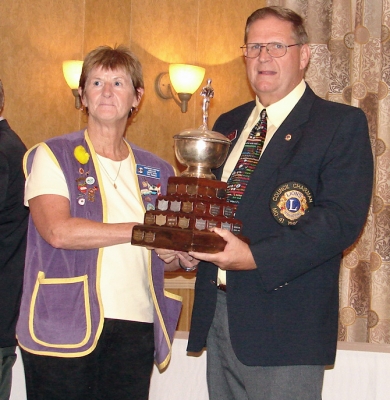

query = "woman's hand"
[[154, 248, 200, 271]]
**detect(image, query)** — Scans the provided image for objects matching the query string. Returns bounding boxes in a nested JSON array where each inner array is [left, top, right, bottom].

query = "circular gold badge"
[[270, 182, 314, 226]]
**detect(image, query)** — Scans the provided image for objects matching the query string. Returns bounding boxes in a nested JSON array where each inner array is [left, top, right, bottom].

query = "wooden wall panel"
[[198, 0, 264, 119], [0, 0, 85, 147], [84, 0, 132, 52], [0, 0, 265, 165], [128, 0, 201, 170], [0, 0, 266, 332]]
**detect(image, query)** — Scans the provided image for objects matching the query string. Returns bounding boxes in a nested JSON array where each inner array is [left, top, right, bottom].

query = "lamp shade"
[[63, 60, 83, 89], [168, 64, 205, 94]]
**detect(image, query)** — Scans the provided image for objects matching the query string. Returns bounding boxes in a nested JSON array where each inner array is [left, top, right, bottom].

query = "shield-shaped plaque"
[[209, 204, 220, 216], [144, 214, 155, 225], [207, 220, 218, 229], [144, 231, 156, 243], [223, 206, 234, 218], [177, 183, 187, 194], [195, 202, 206, 213], [170, 200, 181, 212], [132, 229, 144, 241], [155, 214, 167, 226], [195, 218, 207, 230], [221, 222, 231, 231], [182, 201, 193, 213], [167, 182, 177, 194], [178, 216, 190, 229], [187, 184, 197, 195], [157, 199, 169, 211]]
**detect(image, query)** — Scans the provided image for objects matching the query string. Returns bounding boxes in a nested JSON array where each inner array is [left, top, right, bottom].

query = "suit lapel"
[[236, 86, 317, 220], [213, 102, 255, 180]]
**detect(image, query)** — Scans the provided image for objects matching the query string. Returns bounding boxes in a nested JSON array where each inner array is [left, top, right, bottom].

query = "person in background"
[[16, 45, 181, 400], [0, 79, 29, 400], [157, 6, 373, 400]]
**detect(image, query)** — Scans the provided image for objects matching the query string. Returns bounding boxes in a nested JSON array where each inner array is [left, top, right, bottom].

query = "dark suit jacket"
[[0, 119, 28, 347], [187, 85, 373, 366]]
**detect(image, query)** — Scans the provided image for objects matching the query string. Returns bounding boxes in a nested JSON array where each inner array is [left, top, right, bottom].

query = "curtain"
[[267, 0, 390, 344]]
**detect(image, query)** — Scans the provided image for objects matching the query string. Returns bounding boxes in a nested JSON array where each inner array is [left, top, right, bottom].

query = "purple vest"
[[16, 130, 182, 370]]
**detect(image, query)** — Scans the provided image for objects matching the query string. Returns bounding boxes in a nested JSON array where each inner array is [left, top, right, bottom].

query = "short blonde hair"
[[79, 45, 144, 99]]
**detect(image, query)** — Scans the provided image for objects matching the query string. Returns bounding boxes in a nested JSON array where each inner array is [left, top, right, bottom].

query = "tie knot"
[[260, 109, 267, 120]]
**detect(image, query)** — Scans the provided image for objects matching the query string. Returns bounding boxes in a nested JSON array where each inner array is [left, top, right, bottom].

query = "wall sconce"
[[63, 60, 83, 109], [155, 64, 205, 113]]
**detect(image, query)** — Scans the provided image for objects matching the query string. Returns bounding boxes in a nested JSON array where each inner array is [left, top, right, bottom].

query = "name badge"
[[136, 164, 161, 179]]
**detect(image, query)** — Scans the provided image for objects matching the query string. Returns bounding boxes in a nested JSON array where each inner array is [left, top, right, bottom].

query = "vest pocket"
[[29, 271, 92, 348]]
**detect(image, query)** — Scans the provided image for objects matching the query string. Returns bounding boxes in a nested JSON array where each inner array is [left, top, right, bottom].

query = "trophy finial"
[[200, 79, 214, 130], [174, 77, 230, 179]]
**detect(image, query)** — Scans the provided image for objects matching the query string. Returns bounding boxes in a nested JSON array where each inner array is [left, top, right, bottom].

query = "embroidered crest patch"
[[270, 182, 314, 226]]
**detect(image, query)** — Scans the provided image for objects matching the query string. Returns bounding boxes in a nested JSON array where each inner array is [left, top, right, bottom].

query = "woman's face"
[[80, 65, 143, 124]]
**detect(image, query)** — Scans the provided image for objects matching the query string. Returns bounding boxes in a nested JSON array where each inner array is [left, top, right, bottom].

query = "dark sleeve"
[[0, 152, 9, 210]]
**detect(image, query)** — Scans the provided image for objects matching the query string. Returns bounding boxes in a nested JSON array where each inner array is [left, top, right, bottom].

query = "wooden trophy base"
[[131, 176, 248, 253], [132, 225, 228, 253]]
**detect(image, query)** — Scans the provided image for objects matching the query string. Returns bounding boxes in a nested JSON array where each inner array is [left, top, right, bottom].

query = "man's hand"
[[189, 228, 257, 270]]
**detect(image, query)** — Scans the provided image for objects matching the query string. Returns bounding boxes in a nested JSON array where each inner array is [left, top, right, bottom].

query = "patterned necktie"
[[226, 109, 267, 204]]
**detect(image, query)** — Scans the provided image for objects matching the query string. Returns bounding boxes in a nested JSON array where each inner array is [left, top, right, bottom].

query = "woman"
[[16, 45, 182, 399]]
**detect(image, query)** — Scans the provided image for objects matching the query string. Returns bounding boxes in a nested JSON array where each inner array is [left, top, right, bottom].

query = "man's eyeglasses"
[[241, 42, 301, 58]]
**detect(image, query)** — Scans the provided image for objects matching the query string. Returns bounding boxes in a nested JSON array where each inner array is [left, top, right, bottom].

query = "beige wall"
[[0, 0, 265, 167]]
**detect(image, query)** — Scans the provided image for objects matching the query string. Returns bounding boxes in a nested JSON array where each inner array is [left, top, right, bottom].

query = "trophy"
[[131, 80, 247, 253]]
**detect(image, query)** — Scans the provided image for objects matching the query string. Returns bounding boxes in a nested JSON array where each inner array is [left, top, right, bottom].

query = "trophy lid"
[[173, 126, 230, 144], [173, 79, 230, 179], [173, 78, 229, 145]]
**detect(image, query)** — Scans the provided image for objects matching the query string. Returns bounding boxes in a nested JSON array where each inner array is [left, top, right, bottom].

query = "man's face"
[[245, 16, 310, 106]]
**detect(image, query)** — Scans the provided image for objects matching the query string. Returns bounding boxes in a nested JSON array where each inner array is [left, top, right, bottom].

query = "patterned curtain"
[[267, 0, 390, 344]]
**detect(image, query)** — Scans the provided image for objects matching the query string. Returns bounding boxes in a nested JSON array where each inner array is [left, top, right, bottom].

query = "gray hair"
[[244, 6, 309, 45]]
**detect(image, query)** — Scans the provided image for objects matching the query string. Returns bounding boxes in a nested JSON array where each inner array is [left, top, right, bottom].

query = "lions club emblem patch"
[[270, 182, 314, 226]]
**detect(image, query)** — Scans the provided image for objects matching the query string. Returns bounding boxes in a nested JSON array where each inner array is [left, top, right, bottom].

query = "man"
[[0, 79, 28, 399], [186, 6, 373, 400]]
